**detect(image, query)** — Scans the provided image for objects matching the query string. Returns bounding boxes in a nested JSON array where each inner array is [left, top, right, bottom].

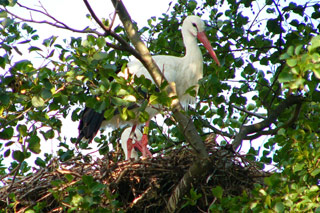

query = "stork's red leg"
[[126, 123, 152, 159], [141, 121, 152, 158], [126, 125, 137, 159]]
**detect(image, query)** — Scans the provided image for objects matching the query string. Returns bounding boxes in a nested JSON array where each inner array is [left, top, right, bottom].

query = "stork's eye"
[[192, 23, 197, 28]]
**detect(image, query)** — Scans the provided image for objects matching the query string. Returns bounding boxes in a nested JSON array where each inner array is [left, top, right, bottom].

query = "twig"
[[109, 3, 117, 30], [130, 186, 152, 208], [82, 0, 142, 60], [83, 0, 110, 32], [231, 104, 266, 119], [7, 161, 22, 191], [7, 3, 104, 35]]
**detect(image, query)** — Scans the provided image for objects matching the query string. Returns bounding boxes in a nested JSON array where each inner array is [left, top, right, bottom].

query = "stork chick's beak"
[[197, 31, 220, 66]]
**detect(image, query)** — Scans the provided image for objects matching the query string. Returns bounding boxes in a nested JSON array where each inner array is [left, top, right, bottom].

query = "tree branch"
[[82, 0, 143, 61], [109, 1, 210, 211], [232, 95, 305, 149], [83, 0, 111, 32], [231, 104, 267, 119], [244, 101, 302, 140], [110, 0, 208, 157], [4, 4, 103, 35]]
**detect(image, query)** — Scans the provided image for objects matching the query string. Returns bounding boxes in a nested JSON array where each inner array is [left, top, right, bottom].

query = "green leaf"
[[47, 49, 54, 58], [274, 202, 284, 212], [28, 135, 41, 154], [13, 150, 25, 162], [287, 58, 297, 67], [295, 44, 304, 55], [311, 168, 320, 177], [278, 71, 294, 83], [19, 40, 31, 45], [5, 141, 15, 147], [287, 46, 294, 56], [279, 53, 290, 60], [28, 46, 42, 52], [212, 186, 223, 199], [71, 194, 83, 206], [127, 109, 136, 119], [9, 0, 17, 6], [41, 89, 52, 99], [312, 68, 320, 79], [43, 36, 57, 47], [123, 95, 136, 102], [0, 10, 7, 18], [111, 97, 128, 106], [104, 108, 116, 120], [0, 93, 10, 105], [310, 185, 319, 192], [293, 163, 304, 172], [308, 35, 320, 52], [267, 19, 280, 34], [0, 127, 14, 139], [42, 129, 55, 139], [139, 111, 149, 123], [35, 157, 46, 167], [4, 149, 10, 157], [65, 174, 74, 182], [148, 94, 158, 104], [96, 37, 106, 48], [17, 124, 27, 136], [120, 108, 128, 120], [93, 52, 109, 60], [12, 60, 33, 72], [82, 175, 94, 185], [32, 96, 45, 107]]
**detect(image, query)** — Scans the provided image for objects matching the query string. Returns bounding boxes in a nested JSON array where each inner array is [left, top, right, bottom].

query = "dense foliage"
[[1, 0, 320, 211]]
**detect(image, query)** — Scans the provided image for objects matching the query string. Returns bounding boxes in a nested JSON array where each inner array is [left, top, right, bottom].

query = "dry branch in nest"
[[0, 135, 269, 212]]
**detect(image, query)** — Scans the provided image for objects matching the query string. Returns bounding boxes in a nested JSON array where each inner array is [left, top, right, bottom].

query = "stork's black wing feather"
[[76, 64, 160, 144], [76, 66, 122, 144], [76, 107, 105, 144]]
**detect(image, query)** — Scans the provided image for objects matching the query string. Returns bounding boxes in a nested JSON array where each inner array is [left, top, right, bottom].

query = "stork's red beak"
[[197, 31, 220, 66]]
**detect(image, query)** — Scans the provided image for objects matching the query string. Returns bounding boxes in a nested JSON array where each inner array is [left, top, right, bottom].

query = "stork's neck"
[[182, 31, 203, 61]]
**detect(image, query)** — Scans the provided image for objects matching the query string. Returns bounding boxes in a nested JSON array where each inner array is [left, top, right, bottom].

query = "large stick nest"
[[0, 135, 269, 212]]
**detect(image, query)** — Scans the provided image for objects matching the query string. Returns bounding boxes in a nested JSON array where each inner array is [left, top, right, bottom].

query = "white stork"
[[77, 15, 220, 159]]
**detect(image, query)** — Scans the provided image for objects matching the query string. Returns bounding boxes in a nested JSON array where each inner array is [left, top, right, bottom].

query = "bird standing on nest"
[[76, 15, 220, 159]]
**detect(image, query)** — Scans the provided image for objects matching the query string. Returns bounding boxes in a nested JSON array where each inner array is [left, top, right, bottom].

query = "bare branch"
[[189, 107, 234, 138], [82, 0, 143, 66], [231, 104, 267, 119], [83, 0, 111, 32], [5, 5, 104, 35], [109, 5, 117, 29], [232, 95, 305, 149], [244, 101, 302, 140]]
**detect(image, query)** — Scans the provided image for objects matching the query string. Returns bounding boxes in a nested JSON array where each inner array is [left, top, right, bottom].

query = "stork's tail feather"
[[76, 107, 105, 144]]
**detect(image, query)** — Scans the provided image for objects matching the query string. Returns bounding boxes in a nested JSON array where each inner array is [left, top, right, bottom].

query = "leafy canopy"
[[1, 0, 320, 211]]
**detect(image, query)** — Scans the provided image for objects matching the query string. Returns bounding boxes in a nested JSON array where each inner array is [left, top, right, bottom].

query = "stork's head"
[[182, 15, 206, 37], [182, 16, 220, 66]]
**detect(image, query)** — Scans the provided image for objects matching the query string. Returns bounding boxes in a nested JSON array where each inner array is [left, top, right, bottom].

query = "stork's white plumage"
[[119, 15, 220, 108], [77, 15, 220, 159]]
